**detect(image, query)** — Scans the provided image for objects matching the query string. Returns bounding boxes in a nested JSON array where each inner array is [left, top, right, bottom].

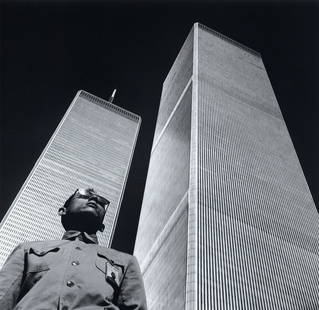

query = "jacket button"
[[71, 260, 80, 266], [66, 280, 74, 287], [75, 246, 81, 250]]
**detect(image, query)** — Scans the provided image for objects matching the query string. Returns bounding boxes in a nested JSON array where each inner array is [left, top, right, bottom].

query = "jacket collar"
[[62, 230, 98, 244]]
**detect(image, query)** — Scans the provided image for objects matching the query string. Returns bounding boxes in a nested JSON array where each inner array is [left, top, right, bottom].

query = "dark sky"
[[1, 0, 318, 254]]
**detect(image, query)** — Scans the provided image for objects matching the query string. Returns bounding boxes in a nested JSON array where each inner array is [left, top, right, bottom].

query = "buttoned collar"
[[62, 230, 98, 244]]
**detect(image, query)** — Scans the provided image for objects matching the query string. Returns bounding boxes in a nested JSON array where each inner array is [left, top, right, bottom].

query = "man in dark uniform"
[[0, 188, 147, 310]]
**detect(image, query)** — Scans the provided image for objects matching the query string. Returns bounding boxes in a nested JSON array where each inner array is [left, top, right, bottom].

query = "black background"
[[1, 0, 318, 254]]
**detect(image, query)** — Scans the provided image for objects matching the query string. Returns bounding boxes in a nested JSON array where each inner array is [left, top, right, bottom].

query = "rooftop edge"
[[196, 22, 261, 58], [77, 90, 141, 123]]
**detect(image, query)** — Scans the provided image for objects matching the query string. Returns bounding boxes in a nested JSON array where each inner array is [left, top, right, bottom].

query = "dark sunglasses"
[[74, 188, 110, 208]]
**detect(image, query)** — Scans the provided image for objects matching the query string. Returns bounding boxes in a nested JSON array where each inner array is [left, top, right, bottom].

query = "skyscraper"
[[0, 90, 141, 268], [134, 23, 319, 309]]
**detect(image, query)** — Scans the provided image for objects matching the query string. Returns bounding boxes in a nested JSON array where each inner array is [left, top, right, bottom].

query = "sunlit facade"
[[0, 90, 141, 267], [134, 23, 319, 309]]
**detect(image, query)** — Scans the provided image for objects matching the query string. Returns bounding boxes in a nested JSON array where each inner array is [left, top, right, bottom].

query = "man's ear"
[[58, 207, 67, 216], [99, 223, 105, 232]]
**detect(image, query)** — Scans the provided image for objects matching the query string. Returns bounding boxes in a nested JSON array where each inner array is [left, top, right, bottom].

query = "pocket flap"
[[29, 246, 60, 256], [27, 245, 61, 273]]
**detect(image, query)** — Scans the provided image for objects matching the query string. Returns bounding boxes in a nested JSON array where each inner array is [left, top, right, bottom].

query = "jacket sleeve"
[[117, 255, 147, 310], [0, 244, 25, 310]]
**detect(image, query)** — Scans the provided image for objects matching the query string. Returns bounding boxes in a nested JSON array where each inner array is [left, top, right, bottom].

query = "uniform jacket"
[[0, 230, 147, 310]]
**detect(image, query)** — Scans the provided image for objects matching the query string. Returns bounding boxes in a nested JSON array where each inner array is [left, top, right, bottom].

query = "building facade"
[[0, 90, 141, 267], [134, 23, 319, 309]]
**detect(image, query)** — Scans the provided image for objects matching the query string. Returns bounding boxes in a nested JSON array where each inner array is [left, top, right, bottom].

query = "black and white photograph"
[[1, 0, 318, 309]]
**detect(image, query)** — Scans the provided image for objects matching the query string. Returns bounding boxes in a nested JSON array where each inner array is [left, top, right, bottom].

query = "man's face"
[[67, 188, 108, 225]]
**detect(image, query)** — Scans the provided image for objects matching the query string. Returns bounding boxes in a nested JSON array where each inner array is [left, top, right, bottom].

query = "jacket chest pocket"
[[95, 252, 125, 293], [27, 246, 62, 273]]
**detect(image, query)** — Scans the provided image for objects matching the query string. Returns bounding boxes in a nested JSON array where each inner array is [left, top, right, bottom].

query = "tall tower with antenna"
[[0, 90, 141, 268]]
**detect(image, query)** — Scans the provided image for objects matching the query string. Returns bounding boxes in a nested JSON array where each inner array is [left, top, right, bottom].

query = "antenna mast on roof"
[[108, 89, 117, 103]]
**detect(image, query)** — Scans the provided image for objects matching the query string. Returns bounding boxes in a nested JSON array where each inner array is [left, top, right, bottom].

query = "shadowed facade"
[[134, 23, 319, 309]]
